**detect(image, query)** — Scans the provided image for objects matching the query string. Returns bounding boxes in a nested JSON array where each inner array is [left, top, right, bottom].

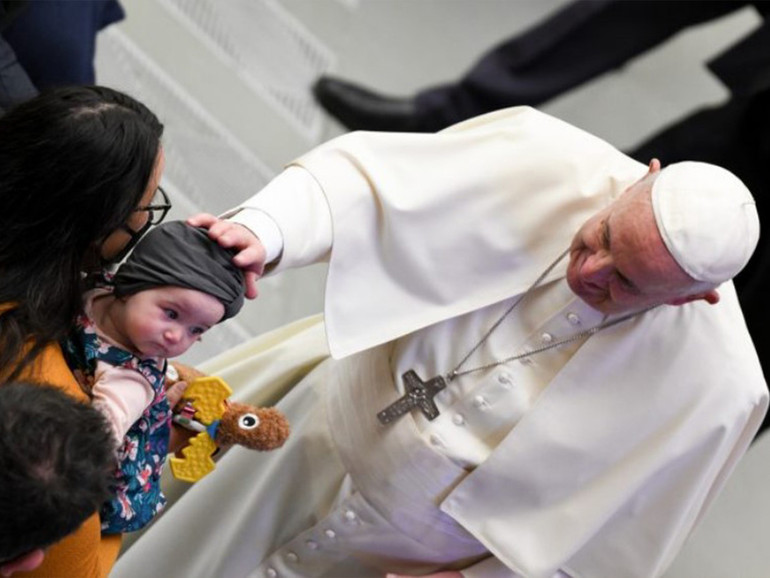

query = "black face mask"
[[107, 185, 172, 266], [97, 220, 153, 270]]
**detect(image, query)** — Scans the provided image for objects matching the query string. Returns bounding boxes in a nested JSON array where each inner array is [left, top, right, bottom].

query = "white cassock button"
[[286, 552, 299, 563], [541, 332, 553, 344], [324, 529, 336, 539], [519, 355, 533, 366], [266, 568, 278, 578], [305, 540, 319, 550], [452, 413, 465, 426], [429, 433, 445, 447], [497, 373, 513, 388], [473, 395, 489, 410], [567, 312, 581, 325], [344, 509, 357, 523]]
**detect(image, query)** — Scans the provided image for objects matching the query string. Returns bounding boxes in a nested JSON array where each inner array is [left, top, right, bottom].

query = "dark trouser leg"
[[415, 0, 744, 130], [0, 33, 37, 111], [2, 0, 124, 89]]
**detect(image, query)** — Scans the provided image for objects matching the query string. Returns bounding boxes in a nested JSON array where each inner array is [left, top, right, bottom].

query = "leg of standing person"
[[0, 1, 37, 111], [1, 0, 124, 89], [313, 0, 745, 132], [0, 32, 36, 111]]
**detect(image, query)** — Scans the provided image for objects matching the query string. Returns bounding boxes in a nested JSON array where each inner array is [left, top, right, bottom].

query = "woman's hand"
[[187, 213, 266, 299]]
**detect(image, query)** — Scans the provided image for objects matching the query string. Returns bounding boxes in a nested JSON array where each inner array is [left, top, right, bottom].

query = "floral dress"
[[63, 302, 171, 534]]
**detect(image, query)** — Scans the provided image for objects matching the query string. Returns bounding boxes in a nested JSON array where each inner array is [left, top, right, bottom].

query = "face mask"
[[101, 220, 153, 267]]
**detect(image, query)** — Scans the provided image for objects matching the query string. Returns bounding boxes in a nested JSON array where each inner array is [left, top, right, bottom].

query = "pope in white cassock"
[[113, 107, 767, 578]]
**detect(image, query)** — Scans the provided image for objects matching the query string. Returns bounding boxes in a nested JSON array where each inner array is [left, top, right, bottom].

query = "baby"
[[63, 220, 245, 533]]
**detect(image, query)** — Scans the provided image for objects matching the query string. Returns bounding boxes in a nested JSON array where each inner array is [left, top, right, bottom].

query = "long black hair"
[[0, 86, 164, 379]]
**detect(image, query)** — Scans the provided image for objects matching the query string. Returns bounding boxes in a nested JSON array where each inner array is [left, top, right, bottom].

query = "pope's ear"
[[666, 289, 720, 307]]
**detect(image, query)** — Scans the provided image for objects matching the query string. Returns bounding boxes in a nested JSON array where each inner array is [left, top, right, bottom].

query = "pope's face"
[[566, 164, 701, 315]]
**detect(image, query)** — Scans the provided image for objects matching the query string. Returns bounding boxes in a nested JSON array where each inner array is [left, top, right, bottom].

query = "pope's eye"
[[238, 413, 260, 430]]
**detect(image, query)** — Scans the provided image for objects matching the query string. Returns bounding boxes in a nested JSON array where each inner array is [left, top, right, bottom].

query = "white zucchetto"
[[651, 161, 760, 285]]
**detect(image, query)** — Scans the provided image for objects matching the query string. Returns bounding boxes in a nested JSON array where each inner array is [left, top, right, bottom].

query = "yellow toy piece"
[[168, 372, 290, 483], [169, 431, 218, 482], [181, 376, 233, 424], [169, 376, 232, 483]]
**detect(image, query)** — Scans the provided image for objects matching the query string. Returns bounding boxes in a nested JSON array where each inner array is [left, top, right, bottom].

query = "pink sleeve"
[[91, 360, 156, 446]]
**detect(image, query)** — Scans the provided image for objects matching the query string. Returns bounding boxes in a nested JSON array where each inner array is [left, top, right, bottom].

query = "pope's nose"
[[581, 252, 613, 287]]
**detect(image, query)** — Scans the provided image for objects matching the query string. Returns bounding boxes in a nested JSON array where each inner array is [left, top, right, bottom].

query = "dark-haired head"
[[0, 86, 165, 379], [0, 381, 115, 562]]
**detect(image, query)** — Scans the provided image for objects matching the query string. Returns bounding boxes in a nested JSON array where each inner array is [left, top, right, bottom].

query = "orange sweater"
[[18, 343, 122, 578]]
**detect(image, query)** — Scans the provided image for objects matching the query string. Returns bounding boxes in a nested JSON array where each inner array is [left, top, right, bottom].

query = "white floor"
[[99, 1, 770, 575]]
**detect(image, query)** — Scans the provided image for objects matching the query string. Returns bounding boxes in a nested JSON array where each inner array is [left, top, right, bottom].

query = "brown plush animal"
[[167, 363, 290, 482]]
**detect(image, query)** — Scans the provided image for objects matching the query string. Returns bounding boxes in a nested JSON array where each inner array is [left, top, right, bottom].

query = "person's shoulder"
[[17, 343, 90, 402], [21, 514, 111, 578]]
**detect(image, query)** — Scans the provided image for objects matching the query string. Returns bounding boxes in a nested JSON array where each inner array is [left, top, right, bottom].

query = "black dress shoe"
[[313, 76, 424, 132]]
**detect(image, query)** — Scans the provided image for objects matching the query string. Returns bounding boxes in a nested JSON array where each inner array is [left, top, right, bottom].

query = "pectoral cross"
[[377, 370, 447, 425]]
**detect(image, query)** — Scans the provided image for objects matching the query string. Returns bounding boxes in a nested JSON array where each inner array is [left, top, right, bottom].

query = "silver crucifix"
[[377, 370, 447, 425]]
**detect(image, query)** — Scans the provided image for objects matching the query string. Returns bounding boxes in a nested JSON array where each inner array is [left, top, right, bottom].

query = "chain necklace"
[[377, 249, 656, 425]]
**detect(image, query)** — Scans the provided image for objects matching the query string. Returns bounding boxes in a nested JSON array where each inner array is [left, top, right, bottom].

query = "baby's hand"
[[165, 379, 189, 408], [166, 379, 195, 455], [187, 213, 265, 299]]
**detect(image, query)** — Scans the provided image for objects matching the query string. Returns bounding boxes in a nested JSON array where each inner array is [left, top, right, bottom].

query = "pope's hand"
[[385, 572, 463, 578], [187, 213, 266, 299]]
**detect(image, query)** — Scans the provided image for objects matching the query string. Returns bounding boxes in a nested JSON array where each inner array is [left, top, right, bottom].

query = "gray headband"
[[113, 221, 245, 321]]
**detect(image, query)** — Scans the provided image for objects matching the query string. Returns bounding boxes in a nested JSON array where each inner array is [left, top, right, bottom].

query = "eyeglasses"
[[109, 186, 172, 264], [135, 185, 171, 226]]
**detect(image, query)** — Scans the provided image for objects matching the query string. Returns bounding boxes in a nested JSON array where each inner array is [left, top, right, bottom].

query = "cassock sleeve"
[[223, 165, 333, 270], [225, 107, 645, 360], [291, 106, 645, 358]]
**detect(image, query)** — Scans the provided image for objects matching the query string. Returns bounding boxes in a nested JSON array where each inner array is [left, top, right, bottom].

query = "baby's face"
[[119, 286, 224, 359]]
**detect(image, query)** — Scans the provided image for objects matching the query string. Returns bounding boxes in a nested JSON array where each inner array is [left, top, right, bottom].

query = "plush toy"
[[166, 363, 290, 482]]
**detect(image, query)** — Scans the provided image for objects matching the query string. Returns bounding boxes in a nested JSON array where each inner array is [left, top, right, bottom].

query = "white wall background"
[[97, 2, 770, 575]]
